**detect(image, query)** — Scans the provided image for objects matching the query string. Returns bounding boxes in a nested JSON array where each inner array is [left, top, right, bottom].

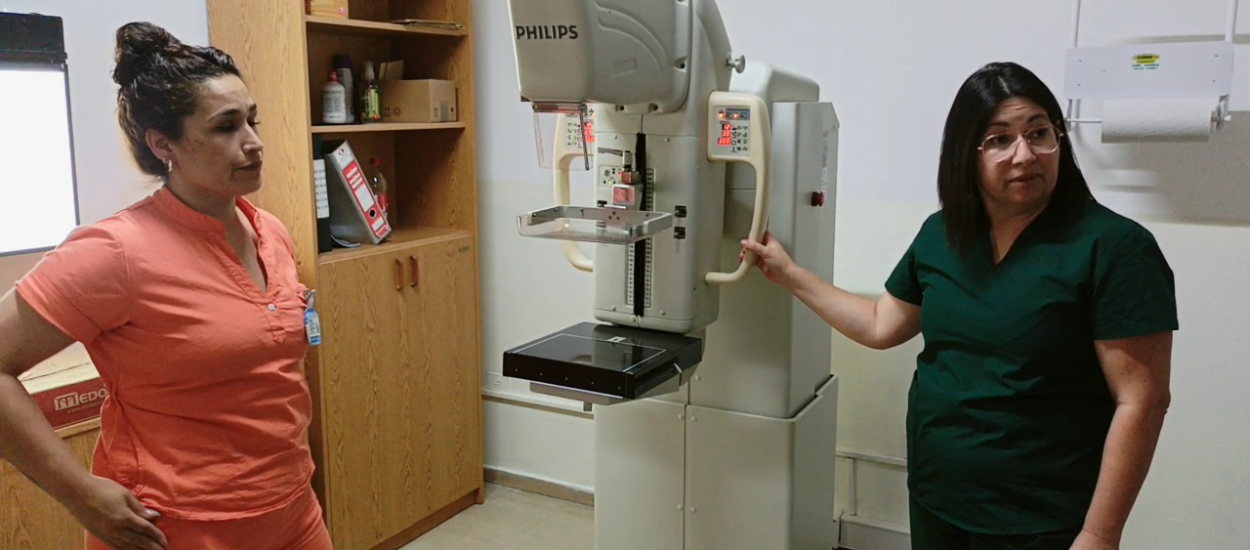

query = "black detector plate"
[[502, 322, 703, 401]]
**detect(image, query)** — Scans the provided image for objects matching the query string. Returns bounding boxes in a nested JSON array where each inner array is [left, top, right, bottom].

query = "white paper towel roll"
[[1100, 97, 1217, 143]]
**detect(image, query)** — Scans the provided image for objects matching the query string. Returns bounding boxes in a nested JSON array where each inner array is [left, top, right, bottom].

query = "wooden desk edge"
[[56, 417, 101, 440]]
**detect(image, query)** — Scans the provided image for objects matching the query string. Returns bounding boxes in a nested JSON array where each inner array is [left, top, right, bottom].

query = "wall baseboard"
[[484, 466, 595, 507], [838, 515, 910, 550], [482, 469, 915, 550]]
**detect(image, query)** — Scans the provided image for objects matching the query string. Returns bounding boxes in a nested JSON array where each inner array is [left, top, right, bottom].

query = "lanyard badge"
[[305, 289, 322, 346]]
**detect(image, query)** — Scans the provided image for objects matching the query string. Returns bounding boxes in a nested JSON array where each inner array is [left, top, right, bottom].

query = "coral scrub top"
[[16, 186, 315, 521]]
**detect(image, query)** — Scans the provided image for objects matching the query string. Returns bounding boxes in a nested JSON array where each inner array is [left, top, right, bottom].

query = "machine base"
[[502, 322, 704, 405], [594, 375, 839, 550]]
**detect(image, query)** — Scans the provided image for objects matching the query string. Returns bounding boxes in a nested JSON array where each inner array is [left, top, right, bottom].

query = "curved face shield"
[[531, 102, 592, 171]]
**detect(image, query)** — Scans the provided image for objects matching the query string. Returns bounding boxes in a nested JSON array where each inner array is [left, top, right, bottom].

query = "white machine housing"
[[510, 0, 703, 114], [595, 79, 840, 550], [504, 1, 841, 549], [511, 0, 744, 334]]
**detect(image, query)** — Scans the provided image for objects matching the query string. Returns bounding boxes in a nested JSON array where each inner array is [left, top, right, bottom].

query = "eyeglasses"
[[978, 125, 1063, 162]]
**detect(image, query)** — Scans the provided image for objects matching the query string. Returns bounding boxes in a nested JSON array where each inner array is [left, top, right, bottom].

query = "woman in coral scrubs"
[[0, 22, 333, 550]]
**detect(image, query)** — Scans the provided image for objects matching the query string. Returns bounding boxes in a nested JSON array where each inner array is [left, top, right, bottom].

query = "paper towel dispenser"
[[1062, 0, 1240, 142], [1064, 42, 1235, 103]]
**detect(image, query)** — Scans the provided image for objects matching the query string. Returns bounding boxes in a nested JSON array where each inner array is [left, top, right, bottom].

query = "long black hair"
[[936, 61, 1093, 258], [112, 22, 242, 179]]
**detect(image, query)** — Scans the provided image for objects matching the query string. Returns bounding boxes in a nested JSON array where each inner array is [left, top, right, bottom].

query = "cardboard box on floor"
[[378, 60, 458, 123]]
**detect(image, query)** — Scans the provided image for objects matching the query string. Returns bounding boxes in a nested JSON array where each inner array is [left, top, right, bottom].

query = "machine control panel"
[[563, 113, 595, 150], [713, 107, 752, 157], [601, 167, 635, 206], [601, 166, 623, 186]]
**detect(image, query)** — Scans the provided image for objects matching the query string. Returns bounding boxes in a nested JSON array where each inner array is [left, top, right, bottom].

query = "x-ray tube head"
[[507, 0, 693, 113]]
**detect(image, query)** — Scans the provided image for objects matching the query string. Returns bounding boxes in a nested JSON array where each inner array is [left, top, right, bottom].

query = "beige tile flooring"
[[400, 484, 593, 550]]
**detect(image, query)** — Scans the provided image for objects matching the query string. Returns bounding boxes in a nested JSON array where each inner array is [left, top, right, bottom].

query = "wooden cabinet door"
[[405, 235, 482, 518], [0, 423, 98, 550], [317, 235, 482, 550], [318, 248, 416, 550]]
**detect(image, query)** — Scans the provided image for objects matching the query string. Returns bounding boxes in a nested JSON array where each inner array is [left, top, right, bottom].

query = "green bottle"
[[359, 61, 382, 123]]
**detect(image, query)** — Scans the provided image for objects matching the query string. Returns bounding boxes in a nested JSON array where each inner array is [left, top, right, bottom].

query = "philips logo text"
[[515, 25, 579, 40], [55, 388, 109, 411]]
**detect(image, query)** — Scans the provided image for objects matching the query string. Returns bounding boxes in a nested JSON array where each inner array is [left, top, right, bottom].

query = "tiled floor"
[[399, 484, 593, 550]]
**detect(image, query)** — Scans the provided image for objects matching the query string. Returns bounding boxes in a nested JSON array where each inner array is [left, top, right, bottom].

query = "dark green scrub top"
[[885, 199, 1178, 535]]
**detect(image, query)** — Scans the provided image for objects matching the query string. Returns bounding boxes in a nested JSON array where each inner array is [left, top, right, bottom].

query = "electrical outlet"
[[484, 373, 508, 392]]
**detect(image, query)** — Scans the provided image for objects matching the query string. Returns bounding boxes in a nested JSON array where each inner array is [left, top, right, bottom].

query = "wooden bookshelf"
[[206, 1, 483, 550], [311, 121, 467, 133], [317, 226, 470, 264], [305, 14, 466, 37]]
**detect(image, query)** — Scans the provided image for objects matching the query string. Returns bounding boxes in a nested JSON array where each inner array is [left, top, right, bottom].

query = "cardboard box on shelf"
[[18, 344, 105, 430], [380, 79, 458, 123]]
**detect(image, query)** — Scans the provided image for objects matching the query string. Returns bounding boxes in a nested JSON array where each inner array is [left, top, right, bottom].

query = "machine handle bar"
[[706, 92, 770, 285]]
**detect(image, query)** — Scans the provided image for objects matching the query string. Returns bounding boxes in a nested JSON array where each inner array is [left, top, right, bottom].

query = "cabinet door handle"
[[395, 258, 404, 291], [409, 255, 419, 288]]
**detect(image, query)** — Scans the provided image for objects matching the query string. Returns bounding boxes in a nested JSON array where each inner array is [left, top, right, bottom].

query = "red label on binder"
[[341, 159, 389, 239]]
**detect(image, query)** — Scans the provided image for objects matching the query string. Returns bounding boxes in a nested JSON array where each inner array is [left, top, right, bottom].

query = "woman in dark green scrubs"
[[742, 62, 1177, 550]]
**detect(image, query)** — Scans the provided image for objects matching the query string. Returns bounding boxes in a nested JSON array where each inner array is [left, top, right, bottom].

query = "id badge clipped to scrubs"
[[305, 289, 322, 346]]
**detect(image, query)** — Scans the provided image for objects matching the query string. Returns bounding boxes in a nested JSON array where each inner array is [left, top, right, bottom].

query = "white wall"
[[0, 0, 207, 291], [473, 0, 600, 489], [474, 0, 1250, 548], [5, 0, 1246, 547]]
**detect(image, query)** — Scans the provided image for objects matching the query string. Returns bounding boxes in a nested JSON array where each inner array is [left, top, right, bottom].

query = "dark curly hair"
[[112, 22, 242, 179]]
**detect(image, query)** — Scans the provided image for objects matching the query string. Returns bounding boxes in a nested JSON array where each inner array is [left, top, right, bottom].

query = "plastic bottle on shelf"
[[321, 70, 347, 124], [359, 61, 383, 123], [333, 54, 355, 123]]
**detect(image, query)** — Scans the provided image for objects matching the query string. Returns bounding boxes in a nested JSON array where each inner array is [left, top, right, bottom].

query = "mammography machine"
[[500, 1, 841, 549]]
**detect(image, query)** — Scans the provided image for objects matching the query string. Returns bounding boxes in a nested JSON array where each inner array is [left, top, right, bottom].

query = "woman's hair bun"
[[111, 21, 242, 179], [113, 22, 183, 87]]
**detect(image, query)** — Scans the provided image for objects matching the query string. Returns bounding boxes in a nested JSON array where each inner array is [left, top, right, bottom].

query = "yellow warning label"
[[1132, 54, 1160, 71]]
